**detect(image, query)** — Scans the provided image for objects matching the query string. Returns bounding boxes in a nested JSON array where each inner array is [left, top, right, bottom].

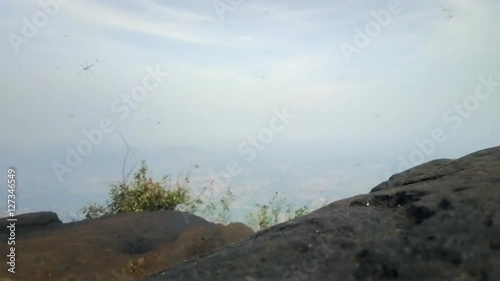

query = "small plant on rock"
[[81, 161, 198, 219], [245, 191, 314, 231]]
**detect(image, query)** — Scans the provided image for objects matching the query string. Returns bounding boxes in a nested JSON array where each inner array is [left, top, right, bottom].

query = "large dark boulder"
[[141, 146, 500, 281], [0, 211, 62, 232], [0, 210, 254, 280]]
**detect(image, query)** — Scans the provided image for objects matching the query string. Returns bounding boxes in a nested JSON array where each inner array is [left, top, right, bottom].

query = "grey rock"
[[141, 146, 500, 281], [370, 159, 455, 193]]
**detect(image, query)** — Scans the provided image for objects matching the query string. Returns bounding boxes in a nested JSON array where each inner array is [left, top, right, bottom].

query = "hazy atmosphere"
[[1, 0, 499, 222]]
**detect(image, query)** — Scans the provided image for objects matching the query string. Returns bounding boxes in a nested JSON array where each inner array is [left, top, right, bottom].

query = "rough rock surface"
[[141, 146, 500, 281], [0, 211, 62, 232]]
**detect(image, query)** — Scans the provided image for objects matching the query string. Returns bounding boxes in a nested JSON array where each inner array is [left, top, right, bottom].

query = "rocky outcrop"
[[0, 210, 254, 281], [141, 146, 500, 281], [0, 211, 61, 232]]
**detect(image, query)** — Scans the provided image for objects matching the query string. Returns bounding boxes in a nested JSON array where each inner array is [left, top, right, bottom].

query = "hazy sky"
[[1, 0, 499, 221]]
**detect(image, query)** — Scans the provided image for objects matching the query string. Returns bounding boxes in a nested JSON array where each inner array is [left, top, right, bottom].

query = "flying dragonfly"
[[439, 3, 452, 12], [147, 117, 163, 125], [77, 59, 95, 78], [439, 3, 454, 18]]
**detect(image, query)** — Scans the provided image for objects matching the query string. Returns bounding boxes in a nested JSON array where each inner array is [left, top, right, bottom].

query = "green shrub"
[[245, 191, 314, 231], [81, 202, 108, 219], [81, 161, 198, 219], [188, 186, 235, 224]]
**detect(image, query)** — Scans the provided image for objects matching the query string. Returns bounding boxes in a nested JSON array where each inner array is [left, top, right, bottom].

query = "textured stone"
[[0, 211, 61, 232]]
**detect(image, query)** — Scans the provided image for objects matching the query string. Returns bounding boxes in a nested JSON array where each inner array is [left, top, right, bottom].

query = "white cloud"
[[62, 0, 272, 49]]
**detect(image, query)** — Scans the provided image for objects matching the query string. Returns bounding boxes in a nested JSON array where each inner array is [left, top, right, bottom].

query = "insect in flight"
[[77, 59, 95, 78]]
